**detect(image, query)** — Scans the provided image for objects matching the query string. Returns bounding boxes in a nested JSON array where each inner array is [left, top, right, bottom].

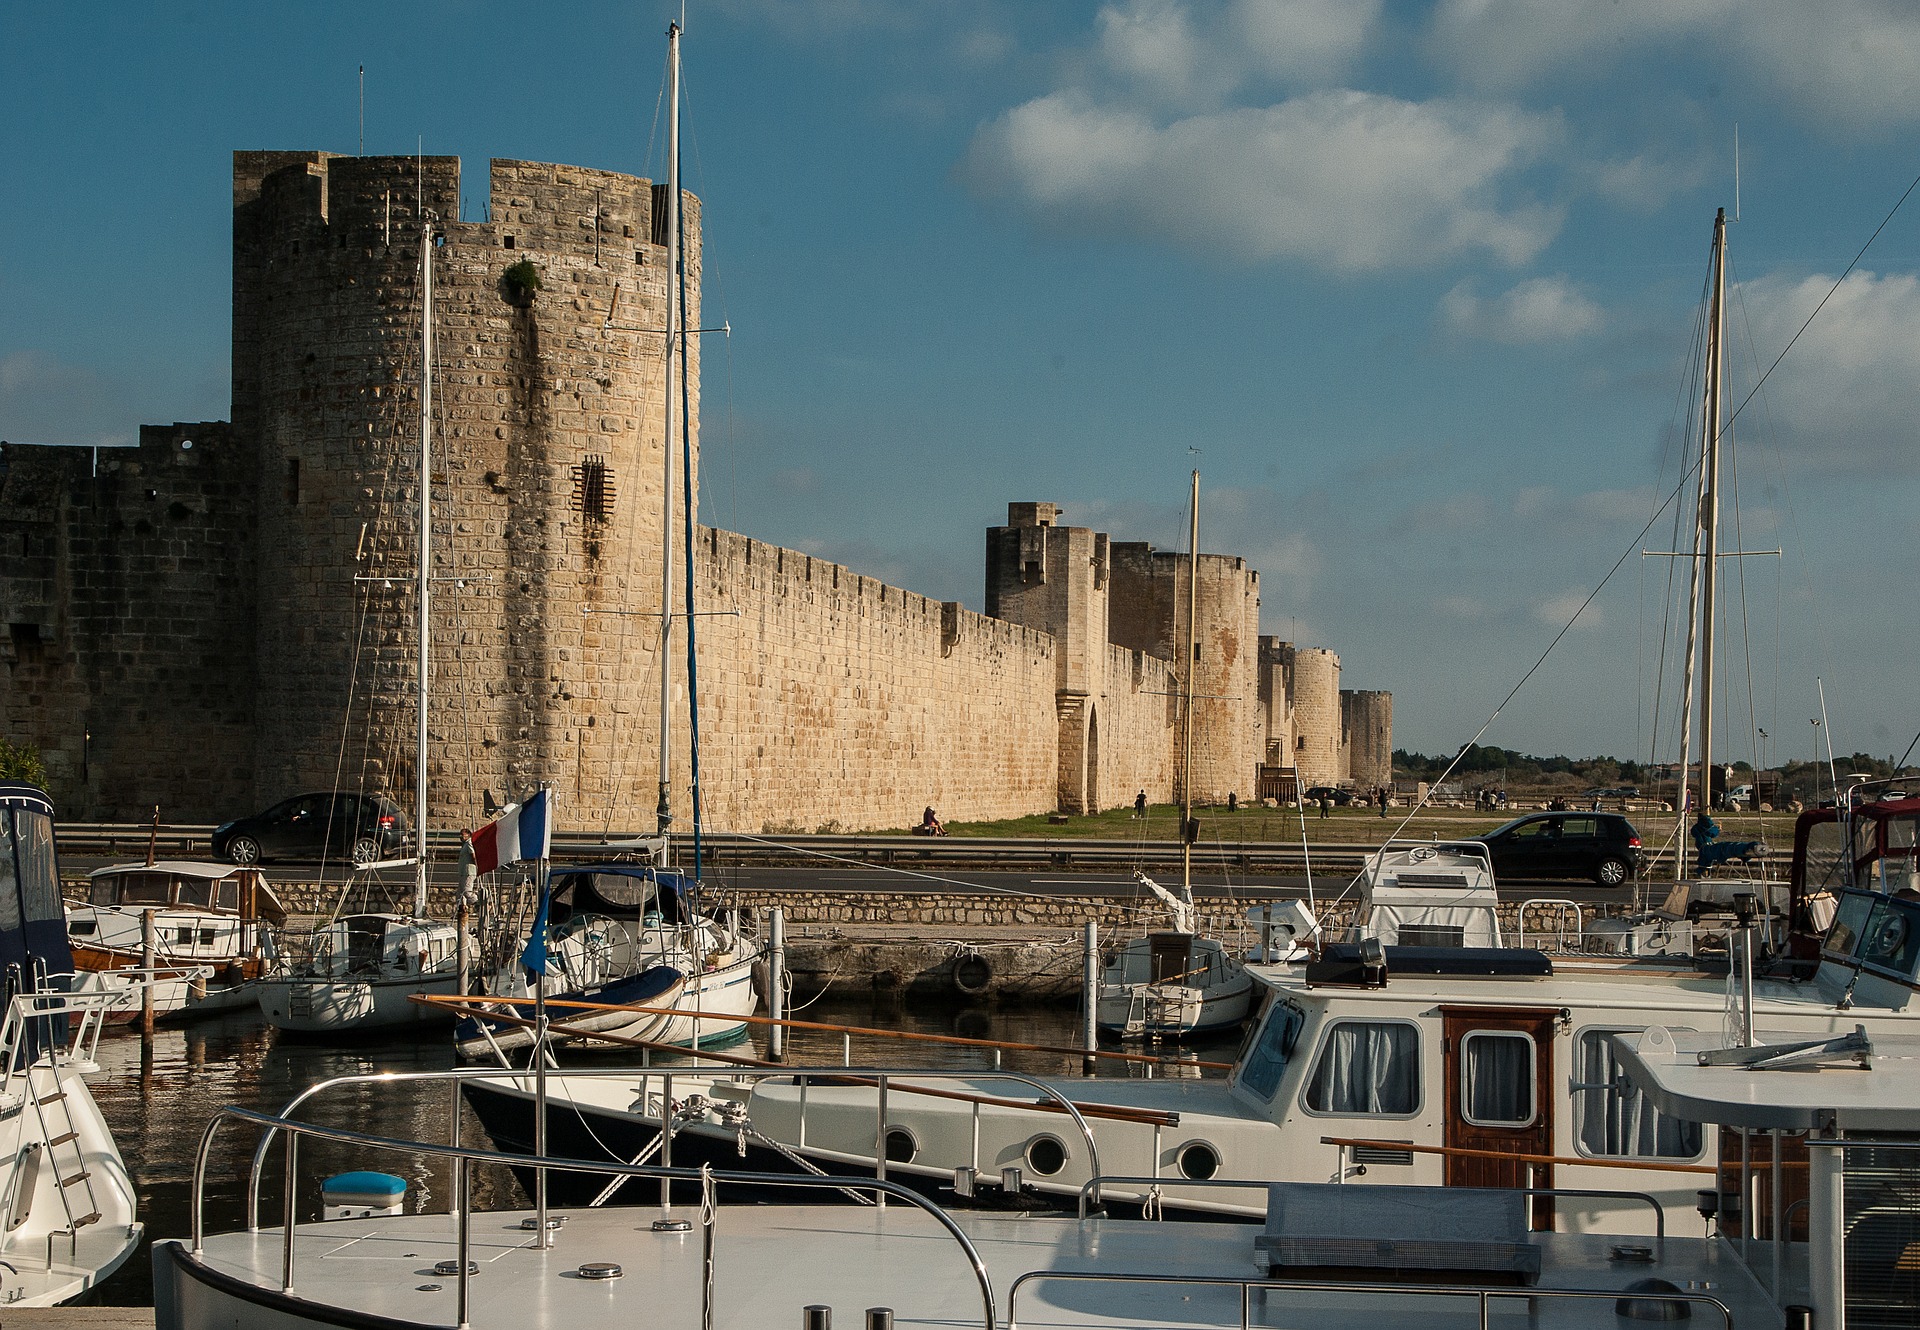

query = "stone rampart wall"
[[0, 425, 257, 819]]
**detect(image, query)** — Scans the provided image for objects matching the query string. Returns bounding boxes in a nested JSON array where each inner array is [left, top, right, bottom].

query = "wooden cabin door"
[[1443, 1007, 1555, 1225], [1150, 933, 1192, 984]]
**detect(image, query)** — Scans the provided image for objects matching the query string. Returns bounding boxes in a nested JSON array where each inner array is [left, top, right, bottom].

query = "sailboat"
[[258, 215, 466, 1033], [1096, 469, 1254, 1039], [454, 22, 760, 1062]]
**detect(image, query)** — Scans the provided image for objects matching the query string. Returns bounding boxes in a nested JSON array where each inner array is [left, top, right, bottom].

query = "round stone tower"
[[1289, 647, 1342, 788], [234, 151, 700, 828], [1342, 689, 1393, 791]]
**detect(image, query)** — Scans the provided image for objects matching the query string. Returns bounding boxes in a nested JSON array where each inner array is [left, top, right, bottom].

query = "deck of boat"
[[169, 1203, 1786, 1328]]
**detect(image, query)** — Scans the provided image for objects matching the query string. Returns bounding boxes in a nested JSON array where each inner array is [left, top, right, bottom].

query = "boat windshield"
[[1824, 889, 1920, 980], [1235, 998, 1304, 1100]]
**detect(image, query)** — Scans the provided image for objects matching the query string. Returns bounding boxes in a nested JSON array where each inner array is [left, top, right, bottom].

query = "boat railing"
[[1, 973, 170, 1077], [244, 1063, 1122, 1230], [197, 1104, 996, 1330], [1004, 1270, 1733, 1330], [1514, 898, 1585, 951]]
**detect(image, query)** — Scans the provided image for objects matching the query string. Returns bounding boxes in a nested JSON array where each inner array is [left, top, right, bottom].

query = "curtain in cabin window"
[[1306, 1021, 1419, 1114], [1462, 1031, 1534, 1126], [1576, 1030, 1703, 1158]]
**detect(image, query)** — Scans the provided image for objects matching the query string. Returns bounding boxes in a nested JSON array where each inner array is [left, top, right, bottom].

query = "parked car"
[[1301, 786, 1354, 806], [1464, 811, 1645, 887], [212, 792, 410, 867]]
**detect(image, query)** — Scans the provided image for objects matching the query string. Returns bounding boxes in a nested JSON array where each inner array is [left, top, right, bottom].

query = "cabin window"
[[1397, 924, 1465, 948], [200, 929, 217, 946], [88, 883, 116, 907], [1460, 1031, 1536, 1128], [1573, 1029, 1703, 1160], [1803, 821, 1846, 893], [1859, 895, 1920, 976], [1237, 1001, 1304, 1100], [178, 880, 213, 909], [218, 880, 240, 910], [1825, 890, 1874, 957], [175, 927, 193, 946], [120, 877, 172, 906], [1303, 1020, 1419, 1116]]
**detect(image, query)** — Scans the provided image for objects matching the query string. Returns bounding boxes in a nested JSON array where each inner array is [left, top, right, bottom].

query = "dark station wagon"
[[1464, 811, 1646, 887]]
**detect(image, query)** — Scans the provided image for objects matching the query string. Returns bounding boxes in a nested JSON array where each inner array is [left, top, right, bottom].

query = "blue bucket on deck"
[[322, 1170, 407, 1219]]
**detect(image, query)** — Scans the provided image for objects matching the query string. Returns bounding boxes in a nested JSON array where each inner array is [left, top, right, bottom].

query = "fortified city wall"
[[1, 150, 1388, 829]]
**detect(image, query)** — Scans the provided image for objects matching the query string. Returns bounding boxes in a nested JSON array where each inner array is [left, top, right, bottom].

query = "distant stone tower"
[[986, 503, 1113, 812], [1106, 544, 1262, 805], [1288, 646, 1342, 788], [1343, 689, 1393, 789], [234, 152, 699, 825]]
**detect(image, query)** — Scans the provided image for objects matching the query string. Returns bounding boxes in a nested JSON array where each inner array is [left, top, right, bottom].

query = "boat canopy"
[[1791, 793, 1920, 898], [1357, 841, 1502, 948], [0, 783, 74, 984], [84, 861, 285, 923], [546, 862, 698, 925]]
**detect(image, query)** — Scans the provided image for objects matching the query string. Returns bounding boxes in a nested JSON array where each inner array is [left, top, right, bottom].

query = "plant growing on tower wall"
[[502, 259, 542, 306], [0, 738, 49, 787]]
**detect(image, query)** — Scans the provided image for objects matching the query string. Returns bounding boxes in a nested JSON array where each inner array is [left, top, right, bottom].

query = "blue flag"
[[520, 875, 554, 978]]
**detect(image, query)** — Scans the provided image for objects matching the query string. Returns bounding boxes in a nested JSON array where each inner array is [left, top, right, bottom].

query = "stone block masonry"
[[2, 148, 1389, 833]]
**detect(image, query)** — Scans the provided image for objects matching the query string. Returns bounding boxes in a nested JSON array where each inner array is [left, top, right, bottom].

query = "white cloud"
[[1535, 588, 1603, 629], [1430, 0, 1920, 131], [964, 89, 1563, 270], [1091, 0, 1382, 109], [1732, 269, 1920, 469], [1439, 274, 1604, 343]]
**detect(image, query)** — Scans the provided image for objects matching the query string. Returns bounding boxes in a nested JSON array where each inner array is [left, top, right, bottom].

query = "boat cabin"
[[302, 914, 458, 978], [80, 861, 283, 919]]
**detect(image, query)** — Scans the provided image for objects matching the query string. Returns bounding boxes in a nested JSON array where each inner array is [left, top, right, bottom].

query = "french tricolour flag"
[[469, 790, 551, 875]]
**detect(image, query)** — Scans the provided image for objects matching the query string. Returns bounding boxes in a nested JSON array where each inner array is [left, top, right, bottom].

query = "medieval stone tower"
[[234, 152, 697, 821]]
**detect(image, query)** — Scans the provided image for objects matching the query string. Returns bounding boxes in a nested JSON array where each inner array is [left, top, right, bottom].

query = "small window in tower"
[[287, 457, 301, 507], [504, 235, 516, 249], [571, 455, 615, 526]]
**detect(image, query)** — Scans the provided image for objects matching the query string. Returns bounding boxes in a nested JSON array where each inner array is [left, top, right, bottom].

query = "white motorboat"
[[0, 782, 143, 1304], [66, 859, 283, 1021], [151, 928, 1920, 1329]]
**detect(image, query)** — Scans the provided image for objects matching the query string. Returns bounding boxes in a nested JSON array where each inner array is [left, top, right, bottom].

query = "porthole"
[[1176, 1141, 1221, 1180], [883, 1128, 918, 1164], [1025, 1135, 1068, 1177]]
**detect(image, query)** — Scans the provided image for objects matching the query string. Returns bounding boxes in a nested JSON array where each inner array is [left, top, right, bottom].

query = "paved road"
[[61, 853, 1628, 908]]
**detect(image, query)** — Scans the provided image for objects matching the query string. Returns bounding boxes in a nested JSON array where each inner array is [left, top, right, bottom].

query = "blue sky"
[[6, 1, 1920, 767]]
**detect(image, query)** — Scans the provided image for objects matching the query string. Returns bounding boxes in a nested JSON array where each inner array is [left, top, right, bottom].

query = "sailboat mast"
[[654, 21, 683, 843], [415, 216, 433, 917], [1181, 468, 1199, 894], [1697, 208, 1728, 819]]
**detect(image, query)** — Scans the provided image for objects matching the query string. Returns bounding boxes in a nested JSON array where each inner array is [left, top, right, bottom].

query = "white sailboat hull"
[[259, 970, 462, 1033]]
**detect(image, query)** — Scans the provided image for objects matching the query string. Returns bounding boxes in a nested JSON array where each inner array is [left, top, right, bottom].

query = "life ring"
[[952, 954, 993, 997]]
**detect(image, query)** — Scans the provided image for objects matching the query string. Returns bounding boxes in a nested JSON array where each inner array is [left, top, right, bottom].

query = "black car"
[[1467, 811, 1645, 886], [1302, 786, 1355, 806], [212, 792, 410, 867]]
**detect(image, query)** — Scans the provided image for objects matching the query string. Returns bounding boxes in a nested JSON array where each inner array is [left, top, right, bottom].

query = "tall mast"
[[414, 216, 433, 917], [1697, 208, 1728, 821], [1181, 469, 1200, 897], [654, 21, 683, 843]]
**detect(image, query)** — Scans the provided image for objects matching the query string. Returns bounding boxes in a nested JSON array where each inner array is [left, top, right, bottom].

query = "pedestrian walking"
[[1134, 789, 1147, 818]]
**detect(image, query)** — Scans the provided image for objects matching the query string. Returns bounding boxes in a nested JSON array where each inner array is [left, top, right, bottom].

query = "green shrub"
[[0, 738, 48, 787], [503, 259, 542, 297]]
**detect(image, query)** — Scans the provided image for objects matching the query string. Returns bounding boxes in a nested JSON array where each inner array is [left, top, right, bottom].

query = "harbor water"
[[85, 999, 1239, 1305]]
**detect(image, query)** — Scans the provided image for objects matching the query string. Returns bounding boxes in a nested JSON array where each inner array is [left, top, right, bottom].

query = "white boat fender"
[[321, 1170, 407, 1219]]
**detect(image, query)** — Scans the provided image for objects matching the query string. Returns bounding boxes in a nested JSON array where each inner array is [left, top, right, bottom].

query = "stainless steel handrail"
[[197, 1104, 997, 1330], [1005, 1270, 1734, 1330], [245, 1062, 1110, 1229]]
